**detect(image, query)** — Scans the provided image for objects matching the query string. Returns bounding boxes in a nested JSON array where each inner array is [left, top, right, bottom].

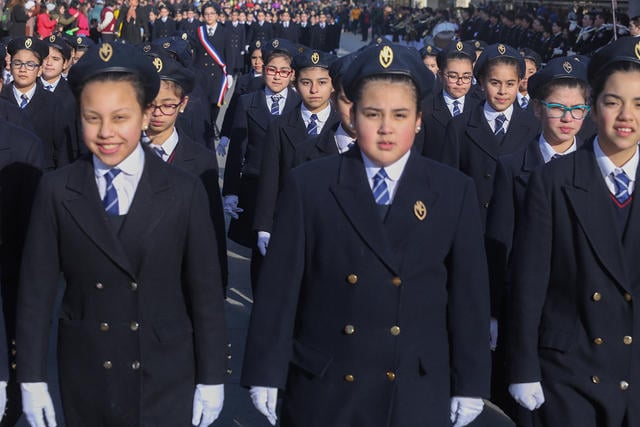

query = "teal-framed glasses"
[[540, 101, 591, 120]]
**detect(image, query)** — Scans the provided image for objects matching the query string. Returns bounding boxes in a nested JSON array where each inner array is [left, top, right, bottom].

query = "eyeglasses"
[[264, 66, 292, 78], [150, 100, 183, 115], [10, 60, 39, 71], [444, 73, 472, 84], [540, 101, 590, 120]]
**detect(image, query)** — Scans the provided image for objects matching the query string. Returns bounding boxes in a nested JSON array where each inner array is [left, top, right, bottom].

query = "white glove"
[[0, 381, 6, 423], [489, 317, 498, 351], [223, 195, 244, 219], [249, 386, 277, 426], [257, 231, 271, 256], [226, 74, 234, 89], [191, 384, 224, 427], [450, 396, 484, 427], [217, 136, 230, 156], [21, 382, 57, 427], [509, 382, 545, 411]]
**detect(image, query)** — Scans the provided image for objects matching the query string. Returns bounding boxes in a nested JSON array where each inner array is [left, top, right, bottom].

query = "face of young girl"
[[593, 70, 640, 166], [148, 81, 186, 139], [481, 63, 520, 112], [535, 85, 587, 147], [351, 79, 420, 167], [81, 80, 151, 167], [263, 55, 294, 94]]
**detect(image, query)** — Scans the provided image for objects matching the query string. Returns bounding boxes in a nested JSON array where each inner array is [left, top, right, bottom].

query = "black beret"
[[528, 56, 588, 99], [588, 36, 640, 83], [419, 43, 441, 59], [202, 2, 221, 14], [72, 35, 96, 50], [342, 42, 435, 102], [474, 43, 525, 79], [262, 38, 295, 59], [470, 39, 487, 51], [7, 37, 49, 62], [519, 47, 542, 70], [147, 53, 195, 94], [68, 42, 160, 105], [44, 34, 72, 60], [436, 40, 475, 69], [151, 37, 193, 67], [293, 47, 336, 70]]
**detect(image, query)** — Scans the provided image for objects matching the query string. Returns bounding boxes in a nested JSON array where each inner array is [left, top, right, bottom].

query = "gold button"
[[131, 361, 140, 370], [391, 277, 402, 287], [390, 326, 400, 336], [624, 336, 633, 345], [344, 325, 355, 335], [592, 292, 602, 301], [100, 322, 110, 332], [386, 371, 396, 381], [591, 375, 600, 384], [130, 282, 138, 291], [130, 321, 139, 331], [593, 337, 603, 345], [95, 282, 104, 290], [103, 361, 113, 369], [624, 293, 632, 302], [620, 380, 629, 390], [347, 274, 358, 285], [344, 374, 354, 382]]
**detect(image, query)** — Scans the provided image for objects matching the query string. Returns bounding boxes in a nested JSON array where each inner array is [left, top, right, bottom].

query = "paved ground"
[[14, 31, 368, 427]]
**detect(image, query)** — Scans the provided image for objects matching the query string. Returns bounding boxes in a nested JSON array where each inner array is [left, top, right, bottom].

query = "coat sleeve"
[[440, 117, 461, 169], [221, 95, 249, 196], [252, 121, 281, 233]]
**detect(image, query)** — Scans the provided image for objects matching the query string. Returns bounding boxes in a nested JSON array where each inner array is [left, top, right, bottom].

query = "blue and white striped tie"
[[19, 94, 28, 109], [372, 168, 390, 205], [103, 168, 122, 215], [494, 113, 506, 136], [307, 113, 318, 136], [613, 170, 631, 204], [452, 100, 461, 117], [270, 94, 281, 115]]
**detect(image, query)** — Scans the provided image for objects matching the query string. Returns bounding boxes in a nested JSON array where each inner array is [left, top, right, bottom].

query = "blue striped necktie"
[[520, 96, 529, 109], [270, 94, 281, 115], [103, 168, 122, 215], [372, 168, 390, 205], [152, 146, 166, 160], [452, 100, 461, 116], [613, 170, 631, 204], [307, 113, 318, 136], [494, 113, 506, 136], [19, 94, 28, 109]]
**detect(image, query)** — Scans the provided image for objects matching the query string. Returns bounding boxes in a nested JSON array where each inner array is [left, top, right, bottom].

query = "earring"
[[415, 126, 421, 133], [348, 122, 354, 128], [179, 109, 184, 113], [143, 125, 148, 131]]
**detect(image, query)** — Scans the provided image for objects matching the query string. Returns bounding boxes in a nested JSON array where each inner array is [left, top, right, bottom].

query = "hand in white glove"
[[217, 136, 230, 156], [191, 384, 224, 427], [226, 74, 234, 90], [509, 382, 545, 411], [21, 382, 57, 427], [0, 381, 6, 423], [223, 195, 244, 219], [489, 317, 498, 351], [450, 396, 484, 427], [249, 386, 277, 426], [257, 231, 271, 256]]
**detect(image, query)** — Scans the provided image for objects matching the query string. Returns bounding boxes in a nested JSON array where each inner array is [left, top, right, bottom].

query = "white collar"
[[93, 141, 145, 178], [538, 133, 577, 163], [301, 103, 331, 124], [361, 148, 410, 183]]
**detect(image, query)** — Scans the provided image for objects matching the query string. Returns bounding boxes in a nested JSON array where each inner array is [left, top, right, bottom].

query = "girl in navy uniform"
[[16, 42, 227, 427], [508, 37, 640, 427]]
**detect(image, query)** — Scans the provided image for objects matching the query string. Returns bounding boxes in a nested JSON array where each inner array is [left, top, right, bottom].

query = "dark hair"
[[77, 72, 147, 109], [534, 78, 589, 102], [477, 57, 521, 80], [264, 51, 292, 67], [436, 52, 473, 73], [590, 61, 640, 111], [352, 74, 421, 113]]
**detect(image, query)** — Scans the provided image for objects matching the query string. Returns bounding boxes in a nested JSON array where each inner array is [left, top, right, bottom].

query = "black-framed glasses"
[[444, 73, 472, 84], [540, 101, 590, 120], [150, 100, 183, 115], [10, 60, 39, 71], [264, 66, 292, 78]]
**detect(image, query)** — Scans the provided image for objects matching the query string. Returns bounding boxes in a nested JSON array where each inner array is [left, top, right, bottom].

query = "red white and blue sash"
[[197, 25, 228, 107]]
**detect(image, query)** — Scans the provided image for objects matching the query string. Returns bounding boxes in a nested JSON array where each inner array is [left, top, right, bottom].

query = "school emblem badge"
[[153, 57, 163, 72], [311, 51, 320, 64], [474, 40, 481, 48], [77, 37, 83, 45], [163, 42, 170, 48], [379, 45, 393, 68], [143, 44, 151, 52], [272, 39, 279, 48], [99, 43, 113, 62], [563, 61, 573, 73], [376, 36, 383, 44], [635, 41, 640, 60], [181, 32, 188, 40], [256, 40, 261, 48], [49, 35, 56, 43], [456, 41, 463, 51], [25, 38, 32, 49], [414, 201, 427, 221], [497, 44, 506, 55], [426, 45, 432, 53]]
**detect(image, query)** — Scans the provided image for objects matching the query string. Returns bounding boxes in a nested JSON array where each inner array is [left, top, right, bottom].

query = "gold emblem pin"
[[77, 37, 83, 45], [25, 38, 32, 49], [456, 41, 463, 51], [497, 44, 506, 55], [163, 42, 170, 48], [376, 36, 383, 44], [272, 39, 280, 48], [563, 61, 573, 73], [426, 45, 432, 53], [143, 45, 151, 52], [49, 35, 56, 43], [181, 32, 188, 40], [475, 40, 480, 48], [298, 46, 304, 53], [414, 201, 427, 221], [311, 51, 320, 64], [153, 57, 163, 72], [256, 40, 261, 48], [99, 43, 113, 62], [635, 41, 640, 60], [379, 45, 393, 68]]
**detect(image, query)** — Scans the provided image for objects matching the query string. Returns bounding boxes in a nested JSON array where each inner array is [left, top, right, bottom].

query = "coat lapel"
[[62, 158, 136, 278], [563, 145, 629, 289], [247, 91, 270, 132], [431, 94, 452, 128], [330, 149, 398, 274], [467, 104, 500, 160]]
